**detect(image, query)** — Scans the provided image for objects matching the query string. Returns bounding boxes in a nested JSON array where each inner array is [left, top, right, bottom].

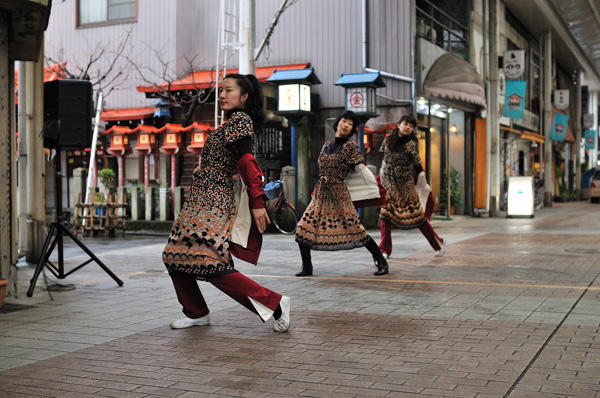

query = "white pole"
[[85, 91, 103, 204], [215, 0, 223, 128], [238, 0, 255, 75]]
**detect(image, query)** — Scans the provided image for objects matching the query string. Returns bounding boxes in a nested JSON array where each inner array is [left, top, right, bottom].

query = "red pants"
[[170, 271, 282, 321], [379, 219, 443, 255]]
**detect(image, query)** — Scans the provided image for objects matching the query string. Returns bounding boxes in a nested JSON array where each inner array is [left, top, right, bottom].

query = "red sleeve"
[[236, 153, 267, 209]]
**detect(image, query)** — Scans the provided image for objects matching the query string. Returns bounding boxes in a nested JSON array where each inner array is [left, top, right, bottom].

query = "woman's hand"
[[251, 208, 270, 233]]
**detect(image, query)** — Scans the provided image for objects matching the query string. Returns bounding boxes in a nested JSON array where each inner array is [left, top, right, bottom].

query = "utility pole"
[[238, 0, 255, 75], [574, 70, 582, 199], [488, 0, 500, 216], [543, 31, 553, 207]]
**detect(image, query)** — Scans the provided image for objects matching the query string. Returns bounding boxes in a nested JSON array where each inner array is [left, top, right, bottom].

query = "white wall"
[[45, 0, 177, 109]]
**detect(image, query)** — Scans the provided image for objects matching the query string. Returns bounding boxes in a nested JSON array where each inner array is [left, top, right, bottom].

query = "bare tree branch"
[[128, 46, 218, 125], [255, 0, 299, 61], [44, 27, 133, 99]]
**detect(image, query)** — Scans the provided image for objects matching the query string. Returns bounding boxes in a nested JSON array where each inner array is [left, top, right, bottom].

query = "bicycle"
[[264, 180, 298, 235]]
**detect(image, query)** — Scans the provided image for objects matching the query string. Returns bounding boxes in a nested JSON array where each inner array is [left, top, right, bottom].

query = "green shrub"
[[98, 168, 116, 193]]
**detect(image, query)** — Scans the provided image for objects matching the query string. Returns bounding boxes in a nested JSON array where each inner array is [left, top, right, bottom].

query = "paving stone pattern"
[[1, 202, 599, 397]]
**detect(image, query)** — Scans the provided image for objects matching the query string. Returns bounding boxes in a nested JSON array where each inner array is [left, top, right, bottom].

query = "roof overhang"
[[504, 0, 600, 88], [101, 107, 155, 122], [0, 0, 51, 61], [137, 63, 310, 94]]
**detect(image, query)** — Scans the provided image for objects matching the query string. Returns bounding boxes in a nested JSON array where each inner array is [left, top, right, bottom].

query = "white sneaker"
[[170, 314, 211, 329], [273, 296, 291, 333], [434, 239, 446, 257]]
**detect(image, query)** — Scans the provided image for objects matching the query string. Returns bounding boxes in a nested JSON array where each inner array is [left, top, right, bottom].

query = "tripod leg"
[[27, 223, 58, 297], [59, 224, 124, 287]]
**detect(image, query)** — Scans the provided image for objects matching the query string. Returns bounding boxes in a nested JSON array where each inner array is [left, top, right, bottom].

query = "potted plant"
[[440, 167, 463, 214]]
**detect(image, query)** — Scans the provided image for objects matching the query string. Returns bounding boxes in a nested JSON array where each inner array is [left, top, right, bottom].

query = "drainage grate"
[[0, 303, 35, 314]]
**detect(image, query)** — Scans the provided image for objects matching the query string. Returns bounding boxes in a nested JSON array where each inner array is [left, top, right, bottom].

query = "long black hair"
[[333, 110, 359, 137], [223, 73, 265, 131], [386, 114, 418, 149]]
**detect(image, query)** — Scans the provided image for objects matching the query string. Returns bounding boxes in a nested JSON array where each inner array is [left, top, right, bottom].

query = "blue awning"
[[334, 72, 385, 88], [266, 67, 321, 85]]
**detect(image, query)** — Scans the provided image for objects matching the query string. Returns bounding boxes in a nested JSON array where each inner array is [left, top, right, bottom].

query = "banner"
[[503, 80, 526, 119], [551, 113, 569, 141], [585, 129, 596, 150], [503, 50, 525, 79]]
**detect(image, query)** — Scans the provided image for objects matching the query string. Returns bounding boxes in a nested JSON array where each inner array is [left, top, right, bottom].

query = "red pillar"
[[171, 153, 177, 197], [144, 152, 150, 189]]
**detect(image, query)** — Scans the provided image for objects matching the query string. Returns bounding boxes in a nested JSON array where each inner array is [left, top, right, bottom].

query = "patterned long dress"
[[162, 111, 255, 279], [379, 136, 426, 229], [295, 140, 370, 250]]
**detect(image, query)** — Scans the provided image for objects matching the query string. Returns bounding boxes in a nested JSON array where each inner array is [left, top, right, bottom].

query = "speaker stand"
[[26, 148, 124, 297]]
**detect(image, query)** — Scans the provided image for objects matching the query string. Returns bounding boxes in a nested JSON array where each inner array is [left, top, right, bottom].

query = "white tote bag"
[[415, 171, 431, 211], [345, 164, 381, 202], [231, 178, 252, 248]]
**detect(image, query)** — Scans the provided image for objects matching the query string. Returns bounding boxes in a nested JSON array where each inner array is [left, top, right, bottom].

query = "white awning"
[[423, 53, 486, 109]]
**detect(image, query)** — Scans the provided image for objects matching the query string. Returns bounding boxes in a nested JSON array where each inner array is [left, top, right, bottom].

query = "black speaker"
[[43, 79, 93, 149]]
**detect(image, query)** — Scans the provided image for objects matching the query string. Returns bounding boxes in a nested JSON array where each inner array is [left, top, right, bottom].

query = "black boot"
[[365, 237, 388, 275], [296, 243, 313, 277]]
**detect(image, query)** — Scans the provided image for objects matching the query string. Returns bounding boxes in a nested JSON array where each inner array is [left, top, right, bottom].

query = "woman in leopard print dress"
[[163, 74, 290, 333], [378, 114, 446, 260], [294, 111, 389, 277]]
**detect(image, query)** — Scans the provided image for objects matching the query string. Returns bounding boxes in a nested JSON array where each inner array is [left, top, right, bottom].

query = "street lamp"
[[266, 67, 321, 171], [153, 99, 171, 119], [158, 123, 186, 198], [334, 72, 386, 153], [131, 124, 159, 190], [103, 125, 133, 189], [186, 122, 213, 166], [267, 67, 321, 204]]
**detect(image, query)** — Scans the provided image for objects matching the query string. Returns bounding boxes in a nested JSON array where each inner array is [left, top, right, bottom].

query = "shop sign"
[[513, 109, 539, 132], [503, 50, 525, 79], [554, 90, 569, 110], [583, 113, 594, 129], [551, 113, 569, 141], [503, 80, 526, 119]]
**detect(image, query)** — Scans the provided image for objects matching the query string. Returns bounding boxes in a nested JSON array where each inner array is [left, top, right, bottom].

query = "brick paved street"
[[1, 202, 599, 397]]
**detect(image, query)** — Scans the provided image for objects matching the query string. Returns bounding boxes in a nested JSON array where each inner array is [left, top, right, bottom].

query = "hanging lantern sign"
[[554, 90, 570, 111], [503, 50, 525, 79], [583, 113, 594, 129]]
